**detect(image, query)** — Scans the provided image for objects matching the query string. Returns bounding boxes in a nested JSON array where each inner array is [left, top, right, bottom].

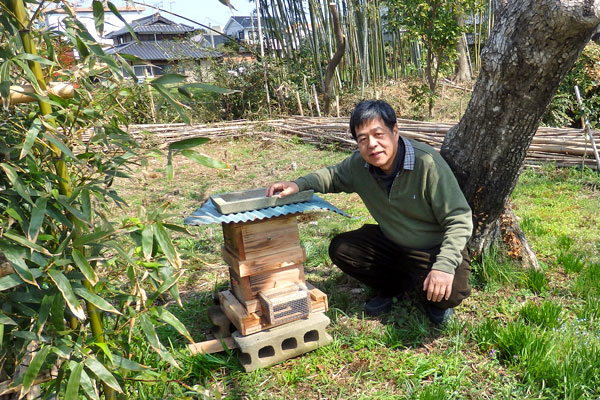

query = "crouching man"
[[266, 100, 473, 324]]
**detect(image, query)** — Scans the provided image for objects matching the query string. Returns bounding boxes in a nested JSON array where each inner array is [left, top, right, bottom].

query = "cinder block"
[[232, 312, 333, 372], [208, 305, 234, 339]]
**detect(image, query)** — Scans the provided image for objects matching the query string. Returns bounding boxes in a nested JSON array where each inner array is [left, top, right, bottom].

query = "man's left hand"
[[423, 270, 454, 302]]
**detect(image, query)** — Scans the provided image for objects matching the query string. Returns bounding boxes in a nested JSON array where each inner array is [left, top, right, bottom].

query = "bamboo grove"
[[254, 0, 493, 98]]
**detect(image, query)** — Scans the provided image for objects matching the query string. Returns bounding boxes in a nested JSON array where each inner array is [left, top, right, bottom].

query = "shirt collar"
[[363, 136, 415, 171]]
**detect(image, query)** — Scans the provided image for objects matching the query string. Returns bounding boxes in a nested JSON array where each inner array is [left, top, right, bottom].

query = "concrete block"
[[232, 312, 333, 372], [208, 305, 234, 339]]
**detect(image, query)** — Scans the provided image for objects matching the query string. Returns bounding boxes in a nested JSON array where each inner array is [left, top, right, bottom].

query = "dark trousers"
[[328, 224, 471, 310]]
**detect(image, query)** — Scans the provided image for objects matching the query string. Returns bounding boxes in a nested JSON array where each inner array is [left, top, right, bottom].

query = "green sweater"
[[294, 138, 473, 274]]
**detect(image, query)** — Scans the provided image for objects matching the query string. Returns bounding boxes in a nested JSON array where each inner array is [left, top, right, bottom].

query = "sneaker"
[[425, 304, 454, 325], [365, 296, 394, 316]]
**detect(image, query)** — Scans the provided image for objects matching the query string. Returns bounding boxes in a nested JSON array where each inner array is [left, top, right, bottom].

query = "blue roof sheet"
[[184, 194, 349, 225]]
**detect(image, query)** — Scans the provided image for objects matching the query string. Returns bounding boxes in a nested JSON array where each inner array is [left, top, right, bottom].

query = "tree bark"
[[453, 14, 471, 82], [323, 3, 346, 116], [441, 0, 600, 256]]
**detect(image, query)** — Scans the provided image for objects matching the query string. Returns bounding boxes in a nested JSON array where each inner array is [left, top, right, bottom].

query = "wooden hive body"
[[219, 215, 328, 335]]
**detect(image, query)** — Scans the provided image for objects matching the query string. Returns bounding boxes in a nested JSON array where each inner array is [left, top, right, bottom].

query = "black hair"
[[349, 100, 397, 140]]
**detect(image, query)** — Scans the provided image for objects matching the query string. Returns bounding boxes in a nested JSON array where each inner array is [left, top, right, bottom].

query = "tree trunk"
[[324, 3, 346, 116], [453, 13, 471, 82], [441, 0, 600, 257]]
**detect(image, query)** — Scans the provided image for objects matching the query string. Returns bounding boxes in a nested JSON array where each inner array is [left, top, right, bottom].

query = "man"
[[266, 100, 472, 324]]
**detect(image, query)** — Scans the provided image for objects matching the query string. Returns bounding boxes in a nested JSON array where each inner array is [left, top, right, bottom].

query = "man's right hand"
[[266, 181, 300, 198]]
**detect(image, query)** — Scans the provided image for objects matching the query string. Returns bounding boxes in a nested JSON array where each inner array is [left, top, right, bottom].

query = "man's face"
[[355, 118, 399, 174]]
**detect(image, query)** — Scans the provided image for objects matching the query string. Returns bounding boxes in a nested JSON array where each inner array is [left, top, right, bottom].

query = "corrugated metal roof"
[[106, 40, 219, 60], [184, 195, 349, 225]]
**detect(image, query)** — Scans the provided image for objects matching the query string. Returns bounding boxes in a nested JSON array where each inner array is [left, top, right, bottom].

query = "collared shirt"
[[366, 137, 414, 195]]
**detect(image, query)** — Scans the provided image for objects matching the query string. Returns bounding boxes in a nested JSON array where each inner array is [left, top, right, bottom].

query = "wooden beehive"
[[219, 214, 328, 335]]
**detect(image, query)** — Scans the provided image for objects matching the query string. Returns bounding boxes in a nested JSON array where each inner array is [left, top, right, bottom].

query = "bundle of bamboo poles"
[[82, 117, 599, 169]]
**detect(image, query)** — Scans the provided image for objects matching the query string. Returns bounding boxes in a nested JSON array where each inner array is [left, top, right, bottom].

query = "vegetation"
[[106, 136, 600, 399]]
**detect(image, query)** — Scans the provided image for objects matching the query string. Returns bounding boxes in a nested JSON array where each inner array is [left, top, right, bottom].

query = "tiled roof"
[[106, 13, 194, 38], [105, 40, 220, 60]]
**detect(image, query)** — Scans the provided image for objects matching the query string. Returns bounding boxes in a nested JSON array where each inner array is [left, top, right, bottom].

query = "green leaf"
[[140, 313, 180, 368], [151, 270, 183, 300], [92, 0, 105, 36], [47, 269, 86, 320], [4, 231, 51, 255], [21, 118, 42, 160], [0, 268, 42, 291], [22, 344, 52, 395], [72, 249, 99, 285], [168, 137, 210, 151], [84, 356, 123, 393], [72, 230, 113, 247], [111, 355, 147, 371], [161, 223, 191, 235], [81, 188, 92, 222], [153, 223, 181, 268], [150, 307, 193, 342], [14, 53, 56, 66], [37, 294, 55, 335], [65, 362, 83, 400], [0, 314, 17, 325], [41, 131, 76, 160], [180, 149, 229, 169], [151, 73, 187, 86], [79, 369, 100, 400], [141, 224, 153, 260], [107, 2, 137, 41], [72, 286, 122, 315], [28, 196, 47, 242], [1, 163, 33, 204], [0, 240, 37, 286], [152, 83, 190, 124], [182, 82, 240, 95]]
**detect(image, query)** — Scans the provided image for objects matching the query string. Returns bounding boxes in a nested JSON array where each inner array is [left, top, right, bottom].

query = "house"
[[105, 13, 220, 81], [223, 16, 259, 45], [191, 25, 230, 49], [43, 4, 146, 45]]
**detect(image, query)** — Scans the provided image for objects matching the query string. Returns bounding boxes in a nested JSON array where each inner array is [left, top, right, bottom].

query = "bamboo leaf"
[[21, 118, 42, 159], [150, 307, 193, 343], [107, 2, 137, 42], [47, 269, 86, 320], [41, 130, 76, 160], [141, 224, 153, 260], [151, 73, 187, 86], [0, 269, 42, 291], [152, 270, 183, 300], [72, 230, 113, 247], [161, 223, 191, 235], [65, 362, 83, 400], [22, 344, 52, 395], [0, 240, 37, 286], [153, 223, 181, 268], [180, 149, 229, 169], [139, 313, 180, 368], [81, 188, 92, 222], [14, 53, 56, 66], [72, 286, 122, 315], [72, 249, 99, 285], [92, 0, 105, 36], [28, 196, 47, 242], [182, 82, 240, 95], [168, 137, 210, 151], [111, 354, 147, 371], [79, 369, 100, 400], [152, 83, 190, 124], [84, 356, 123, 393], [0, 314, 17, 325], [1, 163, 33, 204], [4, 231, 51, 255]]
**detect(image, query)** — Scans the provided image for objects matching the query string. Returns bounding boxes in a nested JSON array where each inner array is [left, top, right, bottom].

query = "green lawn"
[[113, 136, 600, 399]]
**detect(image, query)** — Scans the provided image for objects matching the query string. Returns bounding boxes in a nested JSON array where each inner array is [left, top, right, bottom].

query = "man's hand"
[[423, 270, 454, 302], [266, 181, 300, 198]]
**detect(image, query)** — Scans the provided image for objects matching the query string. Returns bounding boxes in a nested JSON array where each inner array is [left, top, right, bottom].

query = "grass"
[[111, 137, 600, 399]]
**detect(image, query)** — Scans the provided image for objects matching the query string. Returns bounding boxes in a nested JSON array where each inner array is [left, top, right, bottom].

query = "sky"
[[114, 0, 256, 29]]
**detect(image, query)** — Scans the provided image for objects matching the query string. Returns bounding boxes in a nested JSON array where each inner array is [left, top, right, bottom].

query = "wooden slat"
[[222, 245, 306, 277], [230, 264, 306, 304], [219, 290, 261, 335], [188, 337, 238, 355]]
